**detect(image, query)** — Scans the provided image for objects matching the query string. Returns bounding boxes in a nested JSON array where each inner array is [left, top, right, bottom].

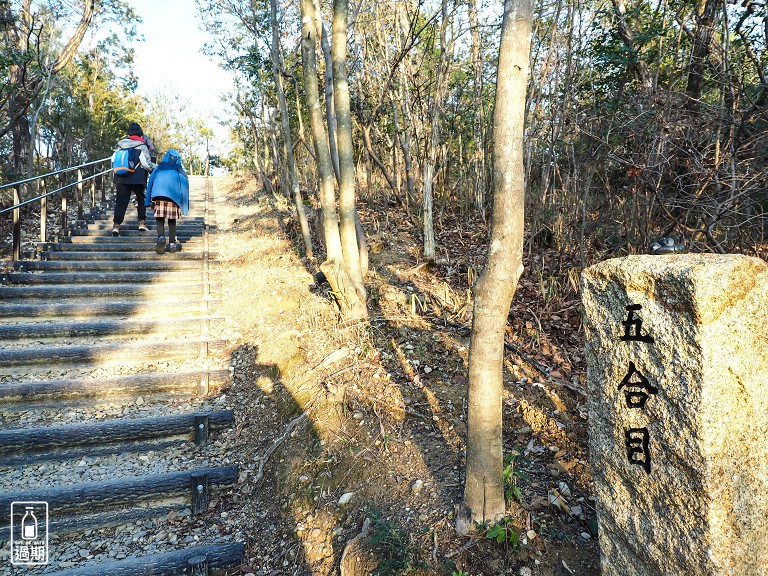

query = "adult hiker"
[[145, 148, 190, 254], [111, 122, 156, 236]]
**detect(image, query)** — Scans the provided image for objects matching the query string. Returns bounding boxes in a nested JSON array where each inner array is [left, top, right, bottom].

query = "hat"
[[127, 122, 144, 137]]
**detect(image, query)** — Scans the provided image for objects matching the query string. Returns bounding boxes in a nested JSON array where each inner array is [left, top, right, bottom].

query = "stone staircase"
[[0, 177, 244, 574]]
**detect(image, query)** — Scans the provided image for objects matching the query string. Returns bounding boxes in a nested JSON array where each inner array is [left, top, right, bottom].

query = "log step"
[[44, 543, 244, 576], [43, 250, 215, 260], [0, 465, 238, 526], [0, 299, 219, 319], [0, 281, 218, 299], [71, 229, 205, 238], [0, 410, 233, 464], [0, 338, 225, 369], [39, 243, 204, 252], [0, 316, 219, 340], [15, 260, 215, 272], [2, 270, 205, 284], [67, 235, 204, 244], [0, 369, 229, 404]]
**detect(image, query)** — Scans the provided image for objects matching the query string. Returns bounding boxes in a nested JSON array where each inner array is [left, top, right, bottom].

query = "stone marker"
[[581, 254, 768, 576]]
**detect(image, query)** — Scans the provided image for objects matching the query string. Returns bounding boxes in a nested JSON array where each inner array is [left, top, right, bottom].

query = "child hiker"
[[111, 122, 156, 235], [145, 149, 190, 254]]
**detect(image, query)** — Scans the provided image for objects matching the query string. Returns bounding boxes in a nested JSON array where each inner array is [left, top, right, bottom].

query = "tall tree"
[[422, 0, 451, 261], [332, 0, 366, 300], [272, 0, 314, 259], [4, 0, 95, 174], [457, 0, 532, 534], [299, 0, 366, 319]]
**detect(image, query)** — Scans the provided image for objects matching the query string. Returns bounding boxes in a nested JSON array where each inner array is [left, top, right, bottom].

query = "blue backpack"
[[112, 147, 140, 176]]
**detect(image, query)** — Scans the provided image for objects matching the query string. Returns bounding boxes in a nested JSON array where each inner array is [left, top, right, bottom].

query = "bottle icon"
[[21, 507, 37, 540]]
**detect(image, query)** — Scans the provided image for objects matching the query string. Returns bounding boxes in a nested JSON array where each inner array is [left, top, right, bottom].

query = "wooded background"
[[2, 0, 766, 261]]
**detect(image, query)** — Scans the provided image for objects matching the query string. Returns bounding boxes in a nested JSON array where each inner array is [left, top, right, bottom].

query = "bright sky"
[[130, 0, 235, 152]]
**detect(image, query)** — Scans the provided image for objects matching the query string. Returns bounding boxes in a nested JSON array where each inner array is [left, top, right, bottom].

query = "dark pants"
[[113, 183, 147, 224]]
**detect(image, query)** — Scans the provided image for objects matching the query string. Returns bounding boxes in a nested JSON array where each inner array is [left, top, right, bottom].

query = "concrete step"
[[0, 281, 217, 299], [0, 316, 219, 341], [0, 337, 225, 371], [0, 298, 219, 319], [0, 369, 229, 405]]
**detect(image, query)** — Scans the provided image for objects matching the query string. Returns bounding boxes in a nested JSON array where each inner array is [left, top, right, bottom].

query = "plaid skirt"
[[151, 200, 182, 220]]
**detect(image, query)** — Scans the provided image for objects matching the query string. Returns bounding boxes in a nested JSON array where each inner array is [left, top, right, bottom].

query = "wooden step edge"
[[0, 409, 233, 459], [0, 282, 221, 298], [0, 465, 239, 513], [0, 299, 221, 318], [1, 271, 209, 285], [0, 338, 227, 367], [0, 316, 222, 340], [0, 370, 230, 403], [41, 542, 244, 576]]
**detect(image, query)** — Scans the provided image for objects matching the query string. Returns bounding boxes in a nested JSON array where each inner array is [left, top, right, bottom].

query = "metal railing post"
[[12, 186, 21, 261], [76, 168, 84, 220], [90, 167, 96, 209], [61, 183, 68, 236], [101, 172, 107, 203], [40, 178, 47, 242]]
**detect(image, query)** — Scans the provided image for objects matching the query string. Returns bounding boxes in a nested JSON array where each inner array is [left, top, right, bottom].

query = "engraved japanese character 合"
[[620, 304, 654, 343], [625, 427, 651, 474], [618, 361, 658, 408]]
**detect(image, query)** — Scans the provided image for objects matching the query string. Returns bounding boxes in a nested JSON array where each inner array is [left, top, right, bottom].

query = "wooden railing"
[[0, 157, 112, 260]]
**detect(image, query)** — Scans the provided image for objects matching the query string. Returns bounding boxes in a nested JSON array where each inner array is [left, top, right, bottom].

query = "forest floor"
[[0, 175, 600, 575], [209, 175, 600, 576]]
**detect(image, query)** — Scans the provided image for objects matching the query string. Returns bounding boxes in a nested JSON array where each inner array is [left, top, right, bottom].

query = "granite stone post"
[[581, 254, 768, 576]]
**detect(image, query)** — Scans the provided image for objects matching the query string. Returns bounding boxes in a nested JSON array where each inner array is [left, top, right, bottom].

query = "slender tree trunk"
[[300, 0, 366, 319], [422, 0, 451, 261], [457, 0, 532, 535], [610, 0, 652, 90], [301, 0, 343, 261], [314, 0, 341, 183], [685, 0, 720, 106], [468, 0, 486, 212], [271, 0, 314, 259], [332, 0, 367, 303]]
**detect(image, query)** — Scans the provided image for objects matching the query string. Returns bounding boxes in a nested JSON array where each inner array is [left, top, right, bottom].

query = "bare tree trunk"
[[610, 0, 652, 90], [272, 0, 314, 259], [314, 0, 341, 183], [332, 0, 367, 302], [422, 0, 451, 261], [457, 0, 531, 535], [685, 0, 720, 106], [300, 0, 366, 319], [468, 0, 486, 212]]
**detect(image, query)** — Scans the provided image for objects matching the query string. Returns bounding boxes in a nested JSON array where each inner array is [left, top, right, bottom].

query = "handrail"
[[0, 156, 111, 193], [1, 157, 114, 261], [0, 168, 111, 216]]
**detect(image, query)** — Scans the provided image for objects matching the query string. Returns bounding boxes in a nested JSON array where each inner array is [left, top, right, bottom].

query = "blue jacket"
[[145, 149, 189, 215]]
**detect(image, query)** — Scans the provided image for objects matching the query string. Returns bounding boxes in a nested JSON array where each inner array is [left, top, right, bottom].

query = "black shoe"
[[155, 236, 166, 255], [167, 242, 182, 253], [111, 227, 120, 237]]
